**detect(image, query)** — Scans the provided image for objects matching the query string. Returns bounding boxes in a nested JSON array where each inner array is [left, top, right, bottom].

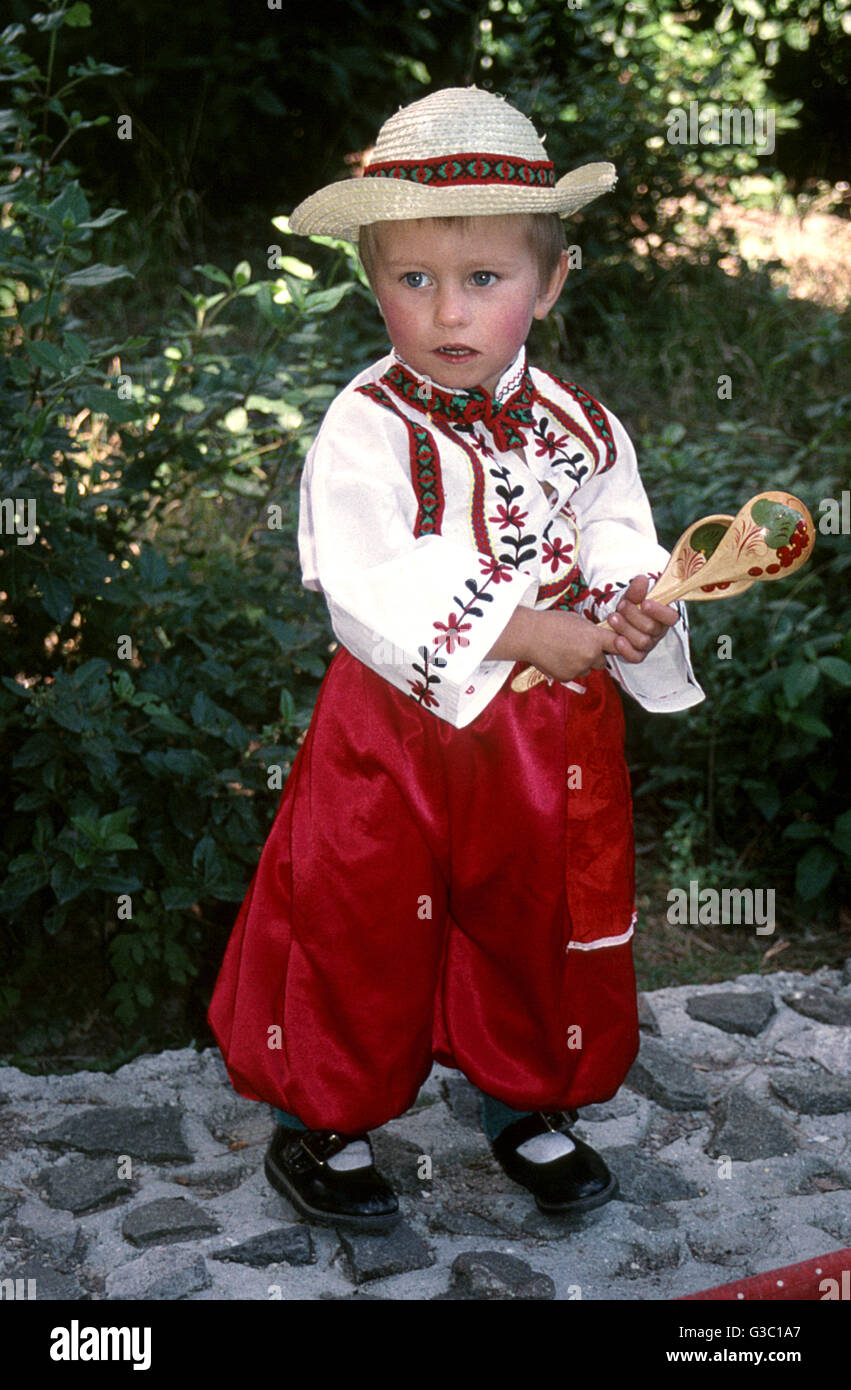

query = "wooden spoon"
[[511, 492, 815, 694]]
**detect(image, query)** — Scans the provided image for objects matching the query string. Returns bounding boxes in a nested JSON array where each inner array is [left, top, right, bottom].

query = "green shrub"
[[0, 9, 380, 1049]]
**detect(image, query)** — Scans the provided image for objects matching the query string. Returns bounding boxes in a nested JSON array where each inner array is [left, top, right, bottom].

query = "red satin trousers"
[[207, 648, 640, 1133]]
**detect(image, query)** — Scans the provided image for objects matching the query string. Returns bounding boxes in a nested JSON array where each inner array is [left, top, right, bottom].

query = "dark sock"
[[480, 1094, 534, 1141], [272, 1106, 307, 1131]]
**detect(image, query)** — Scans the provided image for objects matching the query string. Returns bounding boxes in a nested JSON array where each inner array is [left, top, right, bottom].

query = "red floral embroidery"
[[406, 679, 440, 709], [535, 429, 570, 459], [471, 432, 495, 459], [433, 612, 472, 653], [488, 502, 528, 530], [541, 536, 574, 573], [478, 556, 514, 583]]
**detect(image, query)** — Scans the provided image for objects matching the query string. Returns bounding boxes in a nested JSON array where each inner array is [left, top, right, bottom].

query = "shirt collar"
[[390, 346, 528, 406], [382, 347, 536, 455]]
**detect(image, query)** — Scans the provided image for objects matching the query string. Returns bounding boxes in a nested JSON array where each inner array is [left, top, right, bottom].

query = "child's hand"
[[526, 609, 619, 685], [606, 575, 679, 663]]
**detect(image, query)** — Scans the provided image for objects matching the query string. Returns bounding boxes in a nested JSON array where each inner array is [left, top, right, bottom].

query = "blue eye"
[[403, 271, 427, 288], [471, 271, 497, 286]]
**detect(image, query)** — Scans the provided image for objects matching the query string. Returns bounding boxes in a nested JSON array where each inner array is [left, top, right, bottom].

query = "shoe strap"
[[298, 1129, 369, 1166], [496, 1110, 577, 1149]]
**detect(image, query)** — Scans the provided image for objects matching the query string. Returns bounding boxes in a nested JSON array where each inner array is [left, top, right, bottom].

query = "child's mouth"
[[435, 346, 478, 362]]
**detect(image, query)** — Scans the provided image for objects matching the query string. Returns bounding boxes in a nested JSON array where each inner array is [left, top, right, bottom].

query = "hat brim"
[[288, 162, 617, 242]]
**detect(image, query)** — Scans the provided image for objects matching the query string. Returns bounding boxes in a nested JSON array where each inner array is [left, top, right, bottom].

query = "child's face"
[[370, 215, 569, 397]]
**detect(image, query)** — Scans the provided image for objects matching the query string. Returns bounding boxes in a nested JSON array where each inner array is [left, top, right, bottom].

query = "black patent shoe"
[[264, 1125, 400, 1233], [490, 1111, 617, 1214]]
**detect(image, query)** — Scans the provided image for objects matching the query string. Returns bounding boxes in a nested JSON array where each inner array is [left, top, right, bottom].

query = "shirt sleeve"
[[298, 390, 537, 728], [569, 406, 705, 713]]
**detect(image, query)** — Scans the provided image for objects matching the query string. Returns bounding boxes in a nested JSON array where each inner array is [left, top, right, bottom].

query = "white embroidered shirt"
[[298, 347, 705, 728]]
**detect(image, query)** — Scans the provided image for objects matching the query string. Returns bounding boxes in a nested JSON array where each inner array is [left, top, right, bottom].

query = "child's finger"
[[621, 574, 651, 605], [639, 597, 679, 627], [610, 605, 658, 641]]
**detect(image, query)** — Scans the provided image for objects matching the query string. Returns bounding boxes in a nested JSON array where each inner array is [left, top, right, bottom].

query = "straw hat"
[[288, 86, 617, 242]]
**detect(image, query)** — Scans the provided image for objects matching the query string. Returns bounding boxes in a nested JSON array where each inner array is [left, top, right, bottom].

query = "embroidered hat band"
[[288, 86, 616, 242]]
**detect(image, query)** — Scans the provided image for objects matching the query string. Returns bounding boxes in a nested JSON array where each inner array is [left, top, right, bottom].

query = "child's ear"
[[533, 249, 570, 321]]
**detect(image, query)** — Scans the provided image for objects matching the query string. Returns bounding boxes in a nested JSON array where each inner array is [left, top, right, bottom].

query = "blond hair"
[[358, 213, 566, 290]]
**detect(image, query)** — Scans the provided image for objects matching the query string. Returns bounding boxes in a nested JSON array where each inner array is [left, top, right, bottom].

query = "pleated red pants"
[[207, 648, 639, 1134]]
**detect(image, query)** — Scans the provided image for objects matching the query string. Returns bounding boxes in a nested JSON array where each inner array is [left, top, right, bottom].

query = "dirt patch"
[[633, 183, 851, 309]]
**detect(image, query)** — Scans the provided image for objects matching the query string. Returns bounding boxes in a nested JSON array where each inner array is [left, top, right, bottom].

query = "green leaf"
[[795, 844, 837, 900], [275, 255, 314, 280], [65, 2, 93, 26], [830, 809, 851, 858], [303, 283, 353, 314], [148, 707, 192, 735], [0, 873, 47, 912], [50, 856, 88, 905], [102, 832, 138, 851], [39, 572, 74, 624], [819, 656, 851, 687], [787, 710, 831, 739], [161, 884, 200, 910], [782, 662, 819, 707], [67, 58, 125, 78], [193, 263, 232, 287], [77, 208, 126, 230], [84, 386, 144, 421], [782, 822, 823, 841], [244, 394, 302, 429], [63, 263, 133, 288], [24, 339, 67, 373], [741, 779, 780, 822]]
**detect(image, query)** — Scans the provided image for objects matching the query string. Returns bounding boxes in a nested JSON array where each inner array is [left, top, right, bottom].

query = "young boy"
[[208, 87, 704, 1233]]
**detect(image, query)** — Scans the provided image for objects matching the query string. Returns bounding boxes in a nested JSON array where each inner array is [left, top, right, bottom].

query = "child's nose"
[[434, 284, 470, 327]]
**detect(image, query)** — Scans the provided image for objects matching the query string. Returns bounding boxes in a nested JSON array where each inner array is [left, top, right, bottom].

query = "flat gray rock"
[[338, 1221, 434, 1284], [686, 1213, 777, 1268], [445, 1250, 555, 1300], [122, 1197, 220, 1248], [606, 1145, 701, 1204], [705, 1089, 798, 1161], [36, 1156, 134, 1214], [107, 1251, 210, 1301], [782, 987, 851, 1027], [628, 1206, 680, 1231], [440, 1076, 482, 1129], [611, 1235, 681, 1279], [625, 1037, 711, 1110], [211, 1227, 314, 1267], [371, 1131, 431, 1197], [9, 1213, 88, 1272], [36, 1104, 192, 1162], [789, 1166, 848, 1196], [685, 990, 776, 1036], [637, 993, 662, 1036], [6, 1257, 89, 1300], [0, 1192, 20, 1219], [769, 1070, 851, 1114], [426, 1205, 507, 1237]]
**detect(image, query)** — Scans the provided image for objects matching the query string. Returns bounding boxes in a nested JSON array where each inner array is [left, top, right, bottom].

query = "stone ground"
[[2, 964, 850, 1302]]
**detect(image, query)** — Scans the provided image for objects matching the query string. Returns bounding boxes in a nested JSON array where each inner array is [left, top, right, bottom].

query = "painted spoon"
[[511, 492, 815, 694]]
